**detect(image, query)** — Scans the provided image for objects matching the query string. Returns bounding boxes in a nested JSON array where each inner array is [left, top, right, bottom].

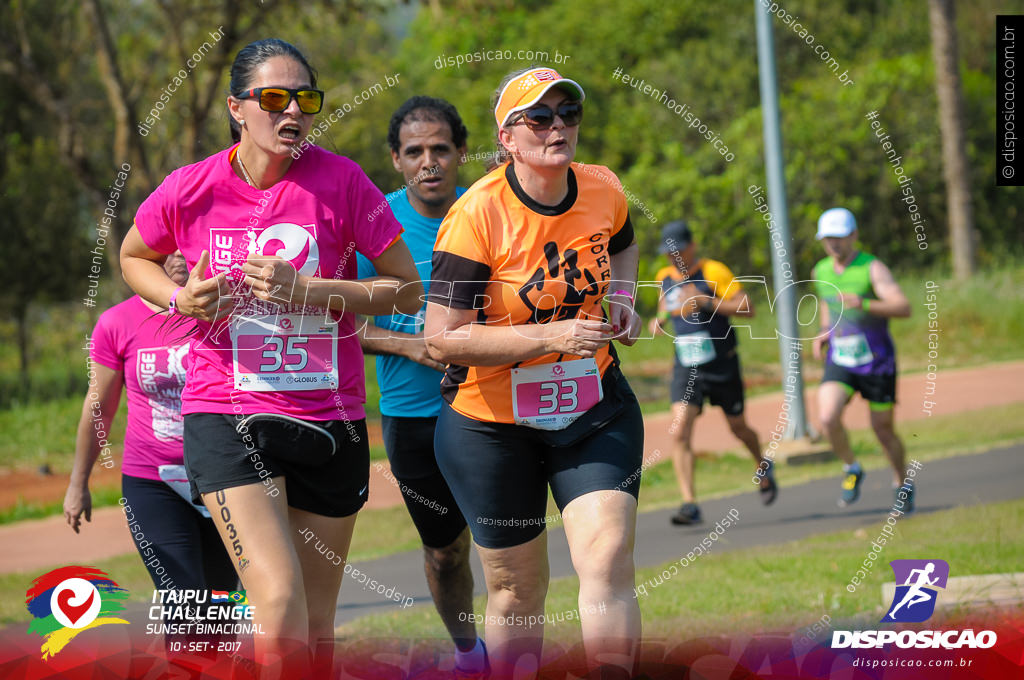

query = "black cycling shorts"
[[823, 361, 897, 406], [434, 371, 644, 549], [381, 414, 468, 549], [183, 413, 368, 518]]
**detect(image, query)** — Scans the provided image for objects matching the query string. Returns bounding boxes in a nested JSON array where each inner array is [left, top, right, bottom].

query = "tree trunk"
[[16, 306, 30, 385], [928, 0, 976, 279]]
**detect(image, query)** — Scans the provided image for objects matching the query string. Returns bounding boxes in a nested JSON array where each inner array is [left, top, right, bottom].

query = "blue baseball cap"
[[659, 220, 693, 254]]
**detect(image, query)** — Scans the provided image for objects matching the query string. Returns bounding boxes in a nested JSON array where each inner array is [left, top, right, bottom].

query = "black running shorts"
[[183, 413, 369, 518], [380, 414, 468, 549], [434, 369, 645, 549], [823, 361, 897, 406], [671, 353, 746, 416]]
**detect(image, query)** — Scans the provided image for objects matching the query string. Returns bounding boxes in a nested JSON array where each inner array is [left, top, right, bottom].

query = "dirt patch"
[[0, 464, 122, 509], [0, 421, 385, 512]]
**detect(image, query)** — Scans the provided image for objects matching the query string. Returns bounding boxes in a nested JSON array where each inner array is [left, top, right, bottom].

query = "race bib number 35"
[[511, 358, 602, 431], [231, 314, 338, 391]]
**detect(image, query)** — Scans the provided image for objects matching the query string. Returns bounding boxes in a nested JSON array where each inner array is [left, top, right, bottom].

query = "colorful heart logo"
[[48, 578, 101, 629], [56, 588, 95, 625]]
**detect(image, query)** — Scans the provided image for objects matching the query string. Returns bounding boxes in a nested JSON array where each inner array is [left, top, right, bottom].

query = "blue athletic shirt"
[[357, 186, 466, 417]]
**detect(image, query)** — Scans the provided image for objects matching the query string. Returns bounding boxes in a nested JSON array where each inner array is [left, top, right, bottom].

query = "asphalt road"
[[332, 444, 1024, 627]]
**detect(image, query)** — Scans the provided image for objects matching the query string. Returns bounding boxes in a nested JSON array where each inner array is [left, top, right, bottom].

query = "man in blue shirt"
[[357, 96, 486, 677]]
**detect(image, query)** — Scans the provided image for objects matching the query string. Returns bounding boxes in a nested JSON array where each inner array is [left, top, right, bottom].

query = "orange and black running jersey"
[[428, 161, 634, 423], [656, 259, 743, 378]]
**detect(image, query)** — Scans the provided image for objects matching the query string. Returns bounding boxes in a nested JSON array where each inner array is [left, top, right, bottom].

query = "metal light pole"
[[754, 0, 809, 438]]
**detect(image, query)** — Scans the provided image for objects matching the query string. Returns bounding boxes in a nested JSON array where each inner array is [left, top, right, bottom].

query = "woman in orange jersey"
[[425, 67, 643, 678]]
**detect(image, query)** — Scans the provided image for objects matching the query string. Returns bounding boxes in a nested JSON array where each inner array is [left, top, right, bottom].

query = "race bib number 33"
[[511, 358, 602, 431], [231, 314, 338, 391]]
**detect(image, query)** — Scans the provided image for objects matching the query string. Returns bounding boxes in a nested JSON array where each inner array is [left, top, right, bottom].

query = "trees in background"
[[1, 0, 1019, 314], [0, 0, 392, 274], [929, 0, 977, 280], [375, 0, 1018, 283]]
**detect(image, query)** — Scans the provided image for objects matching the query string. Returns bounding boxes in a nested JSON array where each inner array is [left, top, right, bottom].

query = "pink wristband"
[[168, 286, 184, 313], [610, 289, 635, 303]]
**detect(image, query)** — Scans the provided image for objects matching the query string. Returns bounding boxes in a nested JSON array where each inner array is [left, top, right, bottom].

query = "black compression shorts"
[[434, 369, 644, 549], [823, 361, 897, 406], [381, 414, 468, 548]]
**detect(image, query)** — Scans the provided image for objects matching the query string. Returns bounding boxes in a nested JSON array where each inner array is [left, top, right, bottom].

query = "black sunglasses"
[[508, 101, 584, 131], [235, 87, 324, 114]]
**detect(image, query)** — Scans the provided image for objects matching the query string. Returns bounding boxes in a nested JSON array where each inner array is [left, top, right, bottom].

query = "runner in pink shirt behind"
[[119, 39, 421, 675], [64, 251, 236, 648]]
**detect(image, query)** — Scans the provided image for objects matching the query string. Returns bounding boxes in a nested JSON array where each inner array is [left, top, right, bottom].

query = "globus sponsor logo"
[[831, 629, 997, 649]]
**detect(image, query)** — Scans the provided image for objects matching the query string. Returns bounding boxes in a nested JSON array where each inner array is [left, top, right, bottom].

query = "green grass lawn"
[[336, 498, 1023, 642]]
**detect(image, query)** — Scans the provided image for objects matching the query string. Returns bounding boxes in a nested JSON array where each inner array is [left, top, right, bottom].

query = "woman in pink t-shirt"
[[63, 251, 236, 641], [119, 39, 422, 672]]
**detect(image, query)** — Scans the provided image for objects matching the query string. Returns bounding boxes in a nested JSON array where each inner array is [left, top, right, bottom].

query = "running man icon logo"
[[882, 559, 950, 623]]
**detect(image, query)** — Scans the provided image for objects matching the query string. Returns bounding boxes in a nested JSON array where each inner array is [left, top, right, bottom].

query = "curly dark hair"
[[386, 96, 468, 153]]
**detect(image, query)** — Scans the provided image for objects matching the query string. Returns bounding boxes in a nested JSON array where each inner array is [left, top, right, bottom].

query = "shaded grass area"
[[0, 396, 127, 473], [0, 379, 386, 475], [336, 497, 1022, 642]]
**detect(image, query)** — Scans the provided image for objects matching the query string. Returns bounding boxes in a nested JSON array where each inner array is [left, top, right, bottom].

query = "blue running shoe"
[[838, 463, 864, 507]]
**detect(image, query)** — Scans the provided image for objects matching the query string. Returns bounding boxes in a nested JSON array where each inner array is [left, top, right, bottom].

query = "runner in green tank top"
[[811, 208, 914, 511]]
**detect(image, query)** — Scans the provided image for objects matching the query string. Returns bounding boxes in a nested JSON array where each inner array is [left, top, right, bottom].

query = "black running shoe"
[[670, 502, 702, 525], [895, 481, 915, 513], [759, 460, 778, 505]]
